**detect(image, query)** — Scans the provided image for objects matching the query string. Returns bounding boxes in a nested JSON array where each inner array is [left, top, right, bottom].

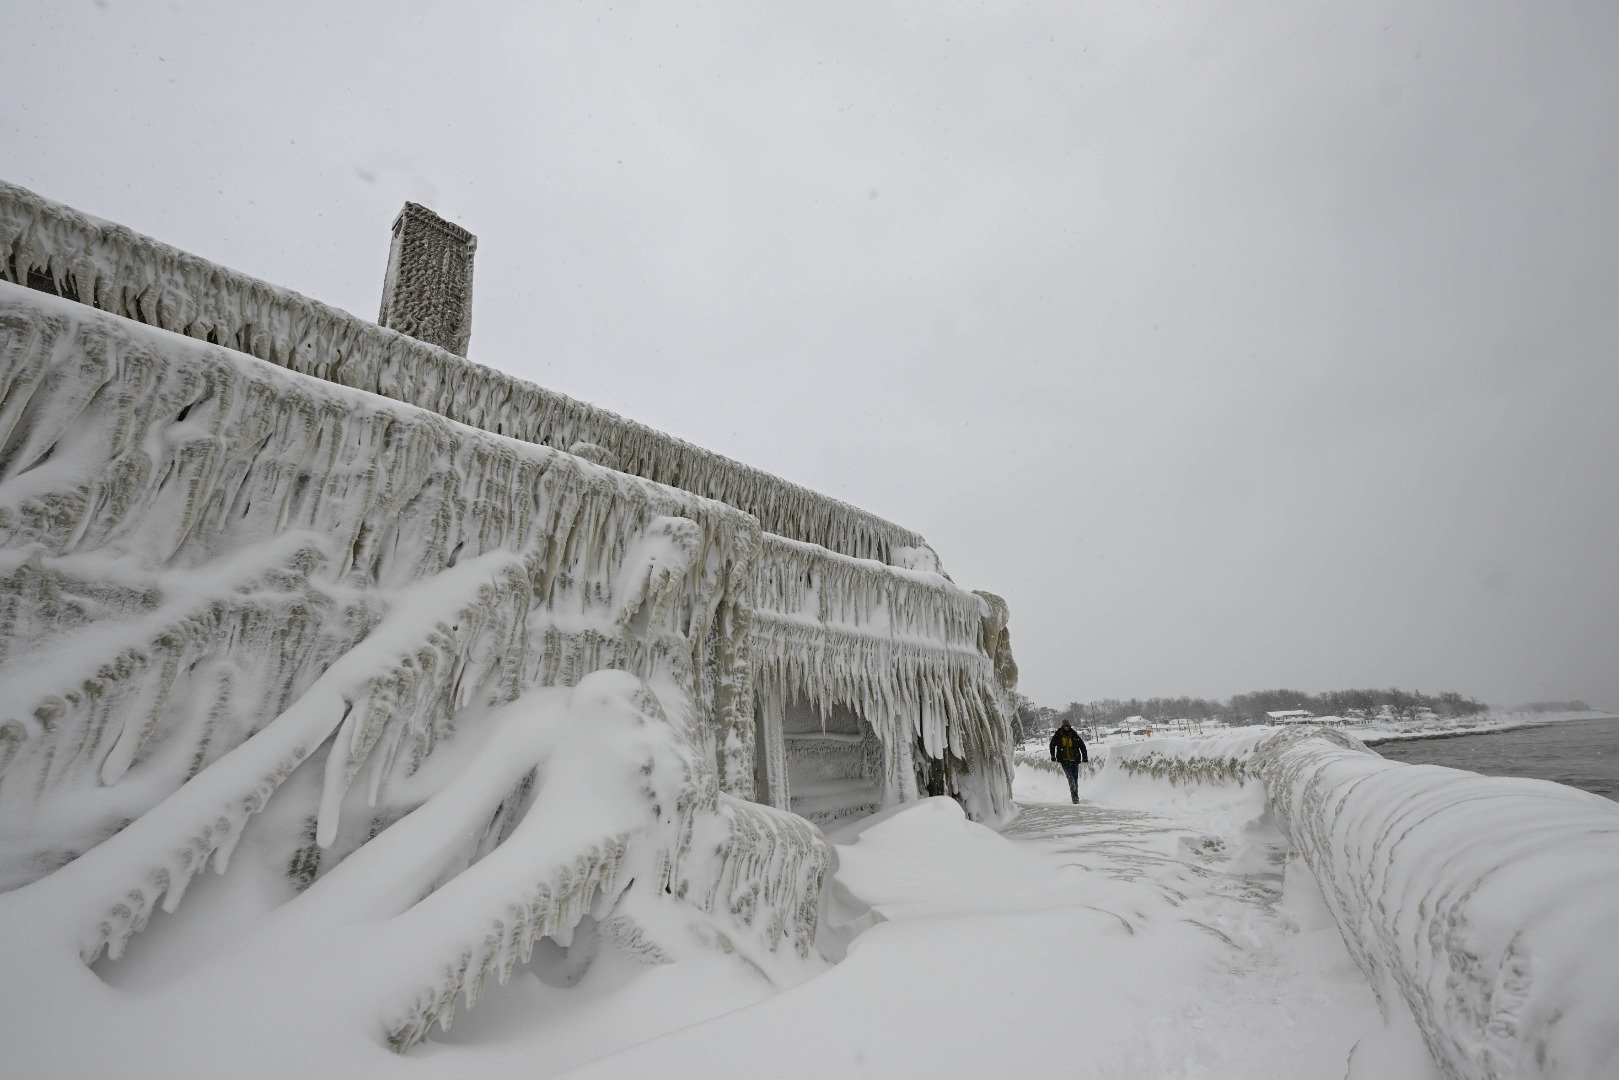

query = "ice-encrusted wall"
[[0, 283, 759, 874], [0, 283, 828, 1047], [1105, 729, 1619, 1080]]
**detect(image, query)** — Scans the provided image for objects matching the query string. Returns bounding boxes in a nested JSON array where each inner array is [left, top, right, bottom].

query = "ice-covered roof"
[[0, 180, 928, 565]]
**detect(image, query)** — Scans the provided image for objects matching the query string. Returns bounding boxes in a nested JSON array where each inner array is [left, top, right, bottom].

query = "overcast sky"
[[5, 0, 1616, 709]]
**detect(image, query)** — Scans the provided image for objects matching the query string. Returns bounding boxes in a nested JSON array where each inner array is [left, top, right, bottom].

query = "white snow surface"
[[565, 730, 1619, 1080], [5, 700, 1615, 1078], [568, 783, 1427, 1080], [3, 753, 1427, 1080]]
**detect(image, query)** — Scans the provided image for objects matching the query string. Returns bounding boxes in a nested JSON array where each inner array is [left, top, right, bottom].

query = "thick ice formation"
[[0, 283, 830, 1048], [0, 179, 1017, 1057], [1105, 729, 1619, 1080], [1, 285, 754, 875]]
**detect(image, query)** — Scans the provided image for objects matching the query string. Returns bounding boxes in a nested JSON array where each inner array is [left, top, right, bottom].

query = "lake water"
[[1373, 715, 1619, 800]]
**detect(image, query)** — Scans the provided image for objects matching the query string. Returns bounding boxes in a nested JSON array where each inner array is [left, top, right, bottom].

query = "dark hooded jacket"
[[1049, 723, 1089, 765]]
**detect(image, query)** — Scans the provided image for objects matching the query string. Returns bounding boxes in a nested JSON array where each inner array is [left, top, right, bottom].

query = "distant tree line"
[[1010, 687, 1489, 741], [1515, 700, 1590, 714]]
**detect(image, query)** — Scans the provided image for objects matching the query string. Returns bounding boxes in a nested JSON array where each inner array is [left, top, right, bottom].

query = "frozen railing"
[[1106, 728, 1619, 1080], [0, 180, 925, 563]]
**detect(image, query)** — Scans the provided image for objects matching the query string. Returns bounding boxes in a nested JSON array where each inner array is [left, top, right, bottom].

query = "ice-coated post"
[[377, 202, 477, 356]]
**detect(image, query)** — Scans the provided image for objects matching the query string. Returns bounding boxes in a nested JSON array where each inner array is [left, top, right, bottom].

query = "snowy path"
[[1000, 797, 1400, 1078], [562, 772, 1420, 1080], [1004, 800, 1283, 942]]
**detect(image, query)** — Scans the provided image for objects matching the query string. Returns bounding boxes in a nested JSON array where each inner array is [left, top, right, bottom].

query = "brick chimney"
[[378, 202, 477, 356]]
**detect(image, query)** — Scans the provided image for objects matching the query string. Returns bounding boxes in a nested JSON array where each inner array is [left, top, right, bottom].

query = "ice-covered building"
[[0, 180, 1017, 1044]]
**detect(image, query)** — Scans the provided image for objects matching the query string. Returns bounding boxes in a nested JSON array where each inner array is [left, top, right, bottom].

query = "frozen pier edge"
[[0, 181, 1015, 1061]]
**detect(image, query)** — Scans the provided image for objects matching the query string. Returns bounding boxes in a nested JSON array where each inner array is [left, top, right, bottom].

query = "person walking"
[[1049, 719, 1089, 804]]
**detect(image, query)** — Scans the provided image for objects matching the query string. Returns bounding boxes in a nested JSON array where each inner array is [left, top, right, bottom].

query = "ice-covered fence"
[[0, 180, 922, 563], [751, 534, 1016, 821], [1106, 728, 1619, 1080]]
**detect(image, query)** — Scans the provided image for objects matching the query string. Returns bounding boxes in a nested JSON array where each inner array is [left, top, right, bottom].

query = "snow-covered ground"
[[568, 728, 1619, 1080], [1341, 708, 1614, 745], [9, 724, 1619, 1077], [563, 768, 1433, 1080], [0, 725, 1430, 1080]]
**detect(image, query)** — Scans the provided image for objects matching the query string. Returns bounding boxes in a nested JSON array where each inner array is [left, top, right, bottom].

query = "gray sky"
[[5, 0, 1616, 709]]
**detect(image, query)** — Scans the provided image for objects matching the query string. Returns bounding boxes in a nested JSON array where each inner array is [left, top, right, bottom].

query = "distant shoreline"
[[1024, 711, 1619, 757], [1356, 711, 1619, 748]]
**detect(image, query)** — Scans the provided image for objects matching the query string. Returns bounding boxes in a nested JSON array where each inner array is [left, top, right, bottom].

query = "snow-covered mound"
[[1105, 728, 1619, 1080], [0, 671, 827, 1074]]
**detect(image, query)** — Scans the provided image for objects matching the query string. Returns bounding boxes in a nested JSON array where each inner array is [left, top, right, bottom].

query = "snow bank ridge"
[[1106, 728, 1619, 1080]]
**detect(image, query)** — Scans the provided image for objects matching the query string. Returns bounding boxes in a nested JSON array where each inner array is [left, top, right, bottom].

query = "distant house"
[[1266, 710, 1315, 724]]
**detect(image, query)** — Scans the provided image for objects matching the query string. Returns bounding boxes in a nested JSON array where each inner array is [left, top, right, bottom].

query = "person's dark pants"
[[1060, 760, 1081, 802]]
